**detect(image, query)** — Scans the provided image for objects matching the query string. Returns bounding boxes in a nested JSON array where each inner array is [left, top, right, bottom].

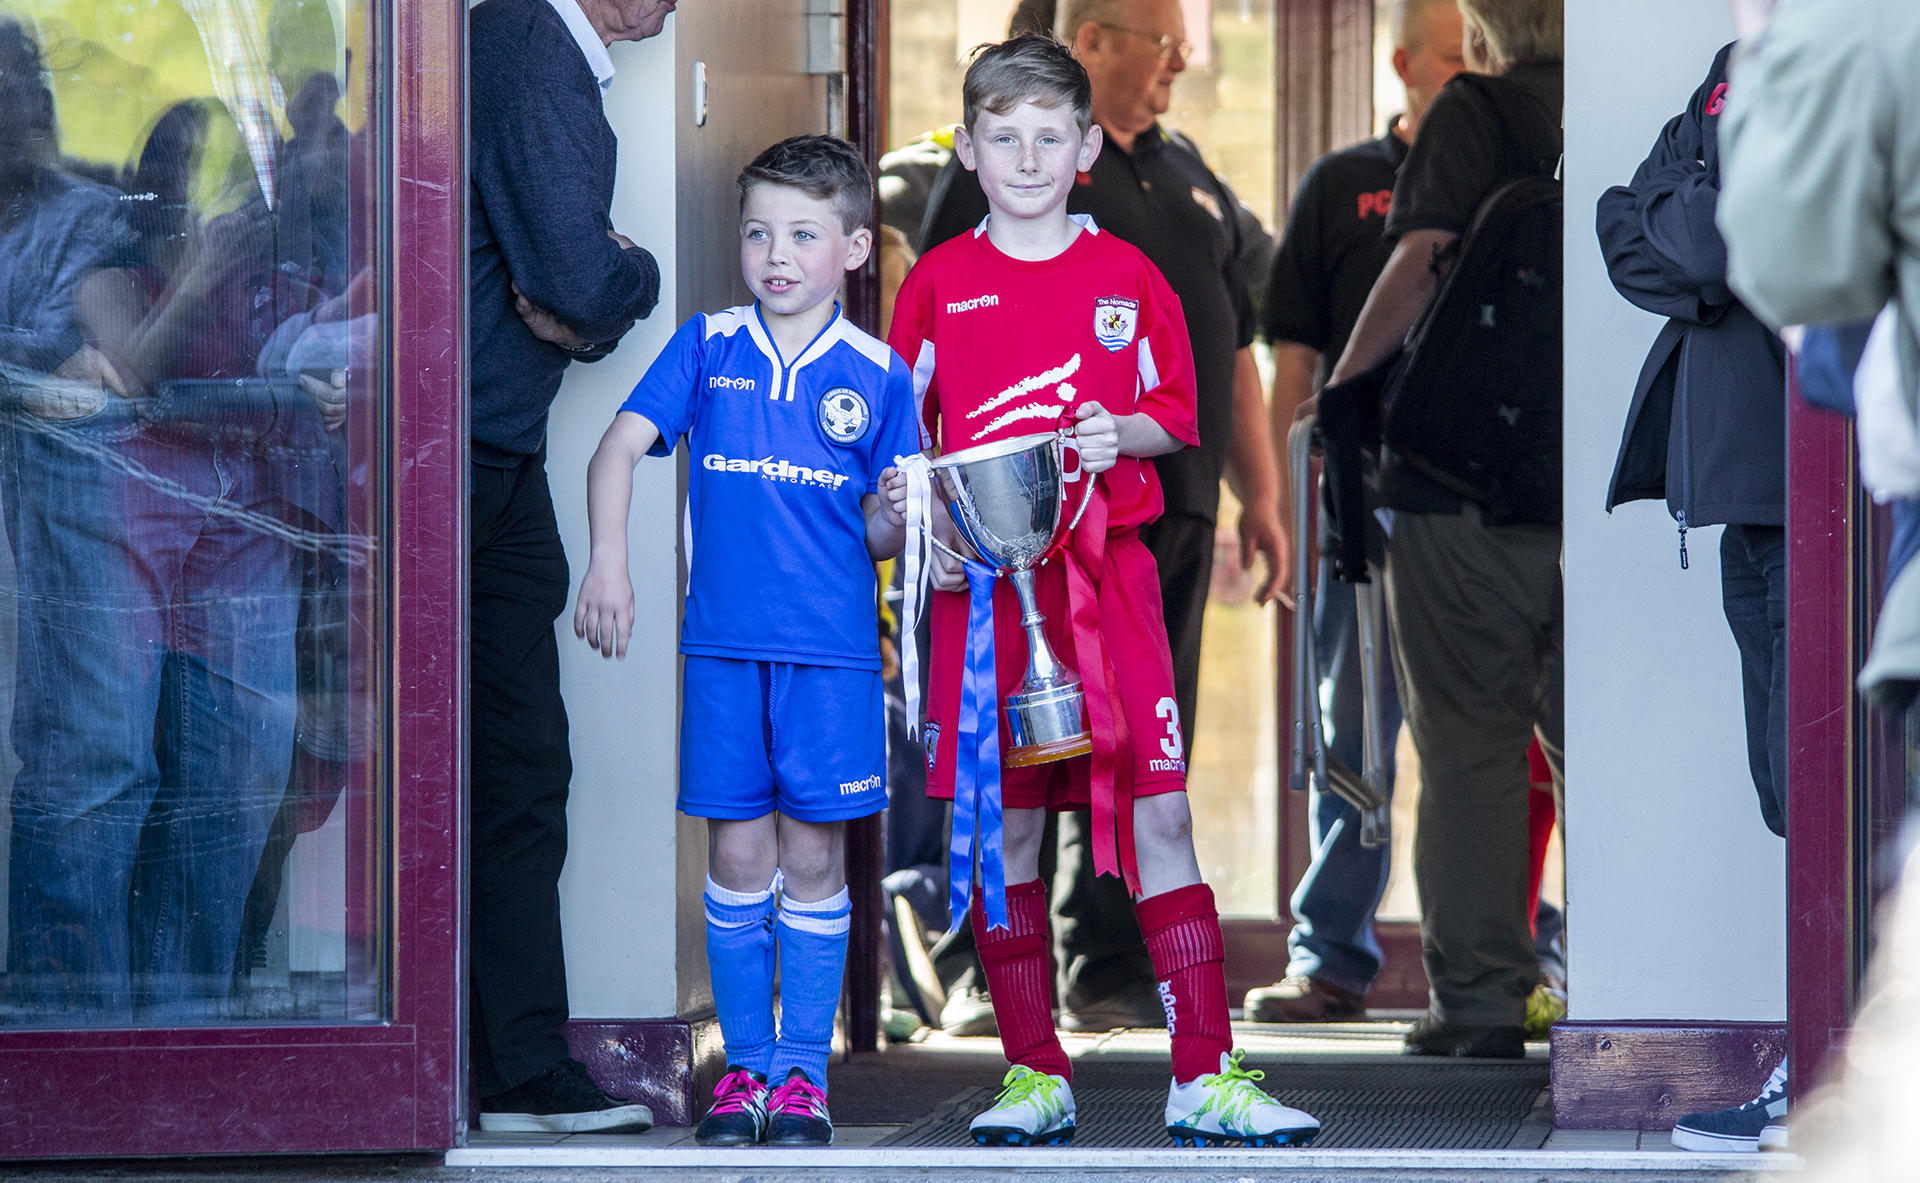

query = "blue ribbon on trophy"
[[951, 558, 1008, 932]]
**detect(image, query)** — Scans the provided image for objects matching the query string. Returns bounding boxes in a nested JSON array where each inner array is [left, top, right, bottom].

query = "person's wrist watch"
[[559, 338, 599, 355]]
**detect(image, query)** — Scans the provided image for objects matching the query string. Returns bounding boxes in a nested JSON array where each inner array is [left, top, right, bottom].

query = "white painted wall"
[[552, 26, 685, 1021], [550, 2, 829, 1021], [1564, 2, 1786, 1021]]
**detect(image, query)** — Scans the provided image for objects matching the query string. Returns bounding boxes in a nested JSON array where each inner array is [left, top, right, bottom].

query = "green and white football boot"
[[1165, 1050, 1320, 1147], [969, 1065, 1076, 1146]]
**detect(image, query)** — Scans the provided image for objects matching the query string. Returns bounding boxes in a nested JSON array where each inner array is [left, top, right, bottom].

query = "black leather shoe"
[[1059, 986, 1167, 1032], [1403, 1011, 1526, 1059], [479, 1058, 654, 1133]]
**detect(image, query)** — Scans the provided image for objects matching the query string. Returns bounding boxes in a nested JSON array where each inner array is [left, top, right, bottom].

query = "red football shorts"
[[924, 531, 1188, 810]]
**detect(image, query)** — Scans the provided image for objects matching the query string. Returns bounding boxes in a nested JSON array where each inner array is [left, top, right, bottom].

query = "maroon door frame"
[[1786, 372, 1856, 1097], [0, 0, 466, 1156]]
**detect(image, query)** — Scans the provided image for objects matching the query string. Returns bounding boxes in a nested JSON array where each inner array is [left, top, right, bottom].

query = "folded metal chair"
[[1287, 415, 1391, 849]]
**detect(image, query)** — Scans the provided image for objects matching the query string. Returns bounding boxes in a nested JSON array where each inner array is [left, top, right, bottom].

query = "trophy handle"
[[1057, 428, 1099, 538], [927, 532, 974, 567]]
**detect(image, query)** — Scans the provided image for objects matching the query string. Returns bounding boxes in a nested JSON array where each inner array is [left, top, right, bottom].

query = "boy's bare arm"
[[575, 410, 662, 659], [1072, 401, 1181, 472], [864, 470, 907, 561]]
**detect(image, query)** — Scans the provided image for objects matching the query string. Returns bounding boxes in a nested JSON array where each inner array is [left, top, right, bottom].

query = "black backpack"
[[1378, 75, 1564, 524]]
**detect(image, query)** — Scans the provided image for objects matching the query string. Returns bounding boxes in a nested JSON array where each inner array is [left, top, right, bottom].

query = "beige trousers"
[[1385, 504, 1565, 1028]]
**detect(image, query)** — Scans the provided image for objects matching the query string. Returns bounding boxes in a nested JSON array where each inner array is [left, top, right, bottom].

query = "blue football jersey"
[[621, 303, 919, 670]]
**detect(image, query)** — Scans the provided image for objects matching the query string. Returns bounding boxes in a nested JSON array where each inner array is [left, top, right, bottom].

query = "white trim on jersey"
[[682, 503, 694, 580], [972, 211, 1102, 239], [1137, 337, 1160, 393], [831, 317, 897, 373], [703, 306, 755, 339], [910, 341, 937, 401]]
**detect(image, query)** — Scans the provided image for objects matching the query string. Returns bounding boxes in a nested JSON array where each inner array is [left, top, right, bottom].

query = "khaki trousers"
[[1385, 505, 1564, 1028]]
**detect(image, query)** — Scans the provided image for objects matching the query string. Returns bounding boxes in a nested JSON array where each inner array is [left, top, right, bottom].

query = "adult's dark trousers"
[[1047, 512, 1215, 1009], [469, 447, 574, 1099], [1720, 524, 1787, 838], [1385, 505, 1563, 1030]]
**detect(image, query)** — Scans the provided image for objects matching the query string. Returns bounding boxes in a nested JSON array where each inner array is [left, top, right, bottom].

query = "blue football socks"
[[704, 873, 781, 1076], [767, 887, 852, 1090]]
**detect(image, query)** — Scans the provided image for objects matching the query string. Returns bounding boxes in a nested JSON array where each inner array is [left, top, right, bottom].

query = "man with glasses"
[[919, 0, 1283, 1034]]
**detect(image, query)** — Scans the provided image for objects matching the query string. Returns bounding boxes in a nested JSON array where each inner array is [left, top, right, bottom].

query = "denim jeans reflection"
[[3, 401, 299, 1023]]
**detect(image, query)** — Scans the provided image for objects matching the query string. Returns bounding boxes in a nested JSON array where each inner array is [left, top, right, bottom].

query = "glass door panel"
[[0, 0, 387, 1030]]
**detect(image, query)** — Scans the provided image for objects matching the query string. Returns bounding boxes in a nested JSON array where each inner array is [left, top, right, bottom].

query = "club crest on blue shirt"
[[1093, 297, 1139, 352], [819, 386, 871, 444]]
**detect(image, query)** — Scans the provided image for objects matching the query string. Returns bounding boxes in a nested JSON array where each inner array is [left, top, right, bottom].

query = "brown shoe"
[[1243, 974, 1367, 1023]]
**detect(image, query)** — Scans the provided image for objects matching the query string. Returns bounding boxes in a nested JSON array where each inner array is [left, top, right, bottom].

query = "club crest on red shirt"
[[1094, 296, 1139, 352]]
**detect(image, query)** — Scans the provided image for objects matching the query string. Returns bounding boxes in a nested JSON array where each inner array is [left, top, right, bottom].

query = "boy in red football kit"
[[884, 35, 1320, 1149]]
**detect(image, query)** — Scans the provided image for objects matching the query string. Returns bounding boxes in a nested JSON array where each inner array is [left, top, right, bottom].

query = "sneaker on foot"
[[477, 1058, 654, 1134], [1671, 1059, 1787, 1153], [969, 1065, 1076, 1146], [766, 1068, 833, 1146], [1165, 1050, 1320, 1147], [941, 981, 999, 1038], [1243, 974, 1367, 1023], [1759, 1120, 1791, 1152], [1403, 1010, 1526, 1059], [1523, 981, 1567, 1039], [693, 1066, 769, 1147]]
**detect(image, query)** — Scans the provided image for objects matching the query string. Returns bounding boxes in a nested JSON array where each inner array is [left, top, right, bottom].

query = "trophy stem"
[[1009, 567, 1062, 684]]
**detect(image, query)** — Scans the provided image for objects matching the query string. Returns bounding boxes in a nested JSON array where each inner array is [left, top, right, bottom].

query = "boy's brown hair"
[[737, 134, 875, 234], [961, 33, 1093, 137]]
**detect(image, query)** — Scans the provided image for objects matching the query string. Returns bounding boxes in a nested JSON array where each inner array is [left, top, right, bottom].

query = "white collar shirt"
[[544, 0, 615, 91]]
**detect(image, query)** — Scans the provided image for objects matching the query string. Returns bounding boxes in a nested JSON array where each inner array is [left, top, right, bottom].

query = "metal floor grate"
[[879, 1057, 1551, 1150]]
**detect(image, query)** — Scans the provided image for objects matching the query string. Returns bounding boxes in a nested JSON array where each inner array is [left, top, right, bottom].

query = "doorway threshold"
[[446, 1142, 1793, 1171], [450, 1024, 1800, 1172]]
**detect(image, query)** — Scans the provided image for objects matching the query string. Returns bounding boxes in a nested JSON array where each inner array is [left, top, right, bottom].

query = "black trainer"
[[694, 1066, 770, 1147], [766, 1067, 834, 1146], [1671, 1059, 1788, 1153], [478, 1057, 654, 1134], [1403, 1011, 1526, 1059]]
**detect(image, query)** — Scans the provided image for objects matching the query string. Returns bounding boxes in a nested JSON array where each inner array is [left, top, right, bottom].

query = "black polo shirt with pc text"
[[1266, 127, 1409, 369], [920, 126, 1257, 525]]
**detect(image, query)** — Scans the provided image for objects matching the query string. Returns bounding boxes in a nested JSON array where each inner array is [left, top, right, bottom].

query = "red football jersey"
[[887, 215, 1201, 532]]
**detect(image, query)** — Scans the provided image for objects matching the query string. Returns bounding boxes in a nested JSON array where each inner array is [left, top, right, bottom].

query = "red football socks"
[[1137, 882, 1232, 1084], [971, 879, 1071, 1081]]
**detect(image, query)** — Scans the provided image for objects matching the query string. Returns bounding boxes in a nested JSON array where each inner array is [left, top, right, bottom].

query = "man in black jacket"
[[1597, 42, 1787, 835], [468, 0, 665, 1133], [1596, 43, 1789, 1153]]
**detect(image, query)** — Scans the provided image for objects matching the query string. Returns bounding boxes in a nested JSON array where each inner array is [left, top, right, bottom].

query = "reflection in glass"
[[0, 0, 383, 1026]]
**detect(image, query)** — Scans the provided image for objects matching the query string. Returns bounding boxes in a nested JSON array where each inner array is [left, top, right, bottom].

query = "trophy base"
[[1004, 680, 1090, 767], [1005, 733, 1095, 768]]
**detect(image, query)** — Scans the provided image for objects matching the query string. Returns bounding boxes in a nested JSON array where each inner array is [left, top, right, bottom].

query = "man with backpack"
[[1314, 0, 1564, 1058]]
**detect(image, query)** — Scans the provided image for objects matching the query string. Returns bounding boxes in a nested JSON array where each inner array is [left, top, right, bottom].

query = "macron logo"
[[709, 375, 756, 391], [946, 294, 1000, 314], [703, 453, 851, 490], [839, 774, 883, 796]]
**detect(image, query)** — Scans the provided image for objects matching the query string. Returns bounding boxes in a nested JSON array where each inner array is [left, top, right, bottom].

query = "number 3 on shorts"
[[1155, 697, 1184, 760]]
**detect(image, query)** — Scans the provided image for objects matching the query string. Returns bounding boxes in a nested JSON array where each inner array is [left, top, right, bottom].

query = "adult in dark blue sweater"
[[468, 0, 664, 1134], [1597, 43, 1789, 838]]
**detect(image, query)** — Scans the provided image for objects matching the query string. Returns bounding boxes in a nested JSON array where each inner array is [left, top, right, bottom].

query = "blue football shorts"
[[679, 655, 888, 823]]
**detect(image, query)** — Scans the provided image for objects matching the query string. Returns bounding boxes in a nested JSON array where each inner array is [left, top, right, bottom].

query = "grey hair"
[[1389, 0, 1459, 52], [1457, 0, 1562, 69], [1053, 0, 1127, 46]]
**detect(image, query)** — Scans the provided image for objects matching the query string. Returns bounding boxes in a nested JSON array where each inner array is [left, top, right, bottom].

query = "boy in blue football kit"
[[573, 136, 917, 1148]]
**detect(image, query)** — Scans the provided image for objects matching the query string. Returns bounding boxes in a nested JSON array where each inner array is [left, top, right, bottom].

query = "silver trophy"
[[929, 430, 1097, 767]]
